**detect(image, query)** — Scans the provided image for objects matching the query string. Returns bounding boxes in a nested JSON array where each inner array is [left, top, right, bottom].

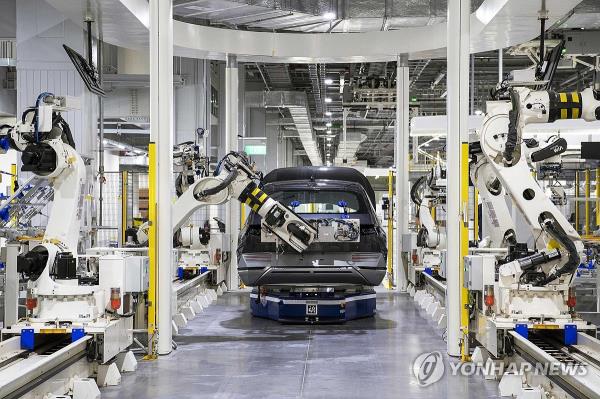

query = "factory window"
[[273, 190, 362, 214]]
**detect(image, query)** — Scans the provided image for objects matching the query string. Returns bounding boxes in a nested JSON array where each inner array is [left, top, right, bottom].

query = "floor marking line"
[[299, 329, 313, 397]]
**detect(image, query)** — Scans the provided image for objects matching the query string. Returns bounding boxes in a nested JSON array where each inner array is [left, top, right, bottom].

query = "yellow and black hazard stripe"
[[238, 182, 269, 213], [548, 91, 582, 122]]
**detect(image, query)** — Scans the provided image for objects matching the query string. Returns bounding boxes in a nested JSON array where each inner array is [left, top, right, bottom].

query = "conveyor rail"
[[421, 271, 447, 295], [510, 331, 600, 399], [0, 335, 91, 399]]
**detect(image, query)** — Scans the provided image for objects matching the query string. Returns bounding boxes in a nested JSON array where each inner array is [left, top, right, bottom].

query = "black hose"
[[213, 151, 245, 177], [410, 175, 427, 206], [537, 17, 546, 79], [537, 217, 580, 286], [197, 168, 238, 198], [21, 108, 35, 124], [504, 89, 520, 165], [55, 114, 76, 149], [105, 309, 135, 318]]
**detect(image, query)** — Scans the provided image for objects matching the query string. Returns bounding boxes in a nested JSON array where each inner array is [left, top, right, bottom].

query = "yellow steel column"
[[386, 169, 394, 289], [121, 171, 128, 245], [144, 143, 157, 360], [596, 168, 600, 229], [585, 169, 590, 236], [10, 164, 16, 195], [575, 171, 580, 234], [9, 164, 16, 225], [460, 143, 470, 361], [240, 204, 246, 226]]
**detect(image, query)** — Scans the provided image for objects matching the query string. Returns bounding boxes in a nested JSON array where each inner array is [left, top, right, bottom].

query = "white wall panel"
[[16, 0, 96, 157]]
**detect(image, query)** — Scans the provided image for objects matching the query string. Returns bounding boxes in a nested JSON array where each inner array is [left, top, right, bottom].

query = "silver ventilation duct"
[[246, 91, 322, 166], [333, 132, 367, 166]]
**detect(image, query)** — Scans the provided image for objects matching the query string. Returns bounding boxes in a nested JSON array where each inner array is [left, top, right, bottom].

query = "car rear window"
[[270, 190, 363, 214]]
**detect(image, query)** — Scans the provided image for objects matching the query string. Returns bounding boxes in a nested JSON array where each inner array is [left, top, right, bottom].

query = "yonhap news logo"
[[412, 351, 445, 387], [412, 350, 588, 388]]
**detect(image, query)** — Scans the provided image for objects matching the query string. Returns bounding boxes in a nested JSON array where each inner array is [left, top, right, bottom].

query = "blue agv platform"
[[250, 288, 377, 323]]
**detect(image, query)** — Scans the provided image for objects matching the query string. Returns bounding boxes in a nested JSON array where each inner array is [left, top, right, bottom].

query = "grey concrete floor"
[[102, 289, 501, 399]]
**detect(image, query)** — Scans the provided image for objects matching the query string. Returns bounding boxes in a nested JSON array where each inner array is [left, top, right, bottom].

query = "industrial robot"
[[0, 94, 135, 377], [467, 86, 599, 356], [0, 93, 103, 323], [410, 162, 447, 277], [137, 150, 317, 254]]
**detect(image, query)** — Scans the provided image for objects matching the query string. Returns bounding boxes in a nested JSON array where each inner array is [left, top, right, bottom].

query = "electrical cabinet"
[[463, 255, 495, 291]]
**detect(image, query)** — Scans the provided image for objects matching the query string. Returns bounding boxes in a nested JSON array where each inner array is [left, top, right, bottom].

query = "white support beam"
[[4, 243, 19, 327], [499, 48, 503, 83], [225, 54, 240, 290], [395, 54, 409, 292], [150, 0, 174, 355], [446, 0, 470, 357]]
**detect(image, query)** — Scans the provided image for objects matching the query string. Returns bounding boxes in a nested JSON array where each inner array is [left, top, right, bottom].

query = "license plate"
[[306, 303, 318, 316]]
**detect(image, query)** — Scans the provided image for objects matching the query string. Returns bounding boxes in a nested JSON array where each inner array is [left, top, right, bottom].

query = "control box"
[[402, 233, 418, 252], [439, 250, 447, 279], [463, 255, 495, 291], [99, 255, 149, 312]]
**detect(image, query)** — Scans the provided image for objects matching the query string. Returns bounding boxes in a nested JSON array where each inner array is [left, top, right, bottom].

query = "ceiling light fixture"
[[326, 122, 332, 127], [323, 12, 336, 20], [325, 111, 332, 116], [324, 98, 332, 103], [324, 78, 333, 85]]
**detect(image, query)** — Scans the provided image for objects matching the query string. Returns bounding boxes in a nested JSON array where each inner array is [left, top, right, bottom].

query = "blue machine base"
[[250, 289, 376, 323]]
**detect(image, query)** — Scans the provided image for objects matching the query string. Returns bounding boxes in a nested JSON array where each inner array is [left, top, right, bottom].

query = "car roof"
[[262, 166, 376, 206]]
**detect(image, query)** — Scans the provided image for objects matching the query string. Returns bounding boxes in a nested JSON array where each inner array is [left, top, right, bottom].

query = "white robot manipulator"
[[0, 93, 99, 323], [476, 85, 600, 324], [136, 149, 318, 255]]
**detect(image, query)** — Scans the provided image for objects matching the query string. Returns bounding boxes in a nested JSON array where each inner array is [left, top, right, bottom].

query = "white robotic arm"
[[142, 152, 317, 253], [0, 94, 100, 322], [411, 164, 446, 249], [470, 148, 517, 250], [480, 86, 600, 288]]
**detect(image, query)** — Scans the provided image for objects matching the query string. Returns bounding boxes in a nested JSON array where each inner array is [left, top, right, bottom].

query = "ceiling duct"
[[263, 64, 292, 87], [246, 91, 322, 166], [308, 64, 323, 115], [334, 132, 367, 166]]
